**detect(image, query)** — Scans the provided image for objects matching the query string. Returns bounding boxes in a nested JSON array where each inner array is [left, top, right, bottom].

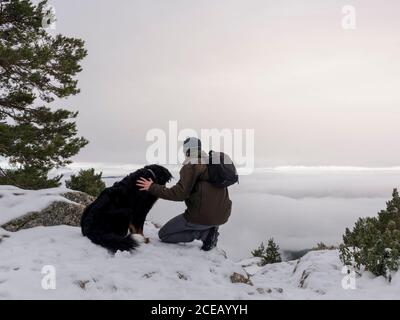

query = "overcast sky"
[[50, 0, 400, 167]]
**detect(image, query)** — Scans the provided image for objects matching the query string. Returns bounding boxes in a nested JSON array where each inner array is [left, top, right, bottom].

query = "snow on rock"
[[248, 250, 400, 299], [239, 257, 263, 276], [0, 186, 70, 225], [0, 186, 94, 231]]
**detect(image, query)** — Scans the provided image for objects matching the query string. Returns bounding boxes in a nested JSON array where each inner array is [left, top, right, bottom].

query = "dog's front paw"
[[131, 234, 147, 244]]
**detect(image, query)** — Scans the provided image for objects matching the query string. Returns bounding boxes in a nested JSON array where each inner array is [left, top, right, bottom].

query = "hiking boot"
[[201, 227, 219, 251]]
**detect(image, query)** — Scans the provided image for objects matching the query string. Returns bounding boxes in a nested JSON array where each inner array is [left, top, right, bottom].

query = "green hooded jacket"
[[149, 152, 232, 226]]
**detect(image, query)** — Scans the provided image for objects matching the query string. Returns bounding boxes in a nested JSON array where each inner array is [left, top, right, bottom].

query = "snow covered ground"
[[0, 223, 251, 300], [1, 222, 399, 299], [247, 250, 400, 299], [1, 180, 400, 299]]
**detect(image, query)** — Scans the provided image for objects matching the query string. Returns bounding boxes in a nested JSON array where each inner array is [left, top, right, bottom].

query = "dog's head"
[[144, 164, 173, 185]]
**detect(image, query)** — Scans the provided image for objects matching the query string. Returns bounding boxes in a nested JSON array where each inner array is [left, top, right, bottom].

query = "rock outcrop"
[[1, 191, 94, 232]]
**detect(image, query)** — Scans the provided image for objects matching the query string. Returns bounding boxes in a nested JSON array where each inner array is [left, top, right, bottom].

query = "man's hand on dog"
[[136, 177, 153, 191]]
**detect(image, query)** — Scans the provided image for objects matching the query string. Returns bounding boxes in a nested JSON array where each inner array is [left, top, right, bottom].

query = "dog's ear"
[[145, 165, 172, 184], [155, 166, 172, 184], [155, 165, 173, 183], [163, 167, 173, 182]]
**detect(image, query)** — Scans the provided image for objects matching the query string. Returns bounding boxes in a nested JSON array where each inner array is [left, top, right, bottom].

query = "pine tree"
[[0, 0, 88, 189], [263, 238, 282, 265], [339, 189, 400, 280], [66, 168, 105, 197], [378, 189, 400, 231], [251, 238, 282, 266]]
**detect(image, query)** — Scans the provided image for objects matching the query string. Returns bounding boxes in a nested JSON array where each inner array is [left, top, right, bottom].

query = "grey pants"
[[158, 214, 217, 244]]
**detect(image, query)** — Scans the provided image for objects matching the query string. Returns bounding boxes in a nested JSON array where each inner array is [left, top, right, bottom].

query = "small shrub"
[[251, 242, 265, 258], [65, 168, 105, 197], [252, 238, 282, 266]]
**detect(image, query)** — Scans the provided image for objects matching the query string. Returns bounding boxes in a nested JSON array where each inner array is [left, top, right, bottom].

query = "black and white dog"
[[80, 165, 172, 252]]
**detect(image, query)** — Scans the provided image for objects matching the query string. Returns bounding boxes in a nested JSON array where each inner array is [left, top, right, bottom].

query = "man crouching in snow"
[[136, 137, 232, 251]]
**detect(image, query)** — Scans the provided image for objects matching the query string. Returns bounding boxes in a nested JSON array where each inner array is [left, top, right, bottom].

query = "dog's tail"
[[86, 232, 139, 253]]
